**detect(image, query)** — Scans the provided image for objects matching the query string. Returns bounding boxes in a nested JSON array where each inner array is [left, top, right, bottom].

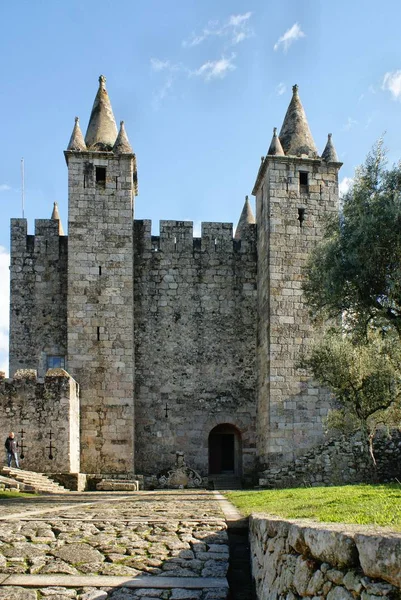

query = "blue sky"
[[1, 0, 401, 374]]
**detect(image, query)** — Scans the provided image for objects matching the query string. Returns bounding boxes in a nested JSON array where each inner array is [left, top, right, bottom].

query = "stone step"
[[96, 479, 140, 491], [208, 476, 242, 490], [2, 467, 67, 494]]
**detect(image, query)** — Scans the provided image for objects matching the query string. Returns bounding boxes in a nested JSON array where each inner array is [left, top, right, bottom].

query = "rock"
[[306, 569, 325, 595], [327, 586, 354, 600], [53, 542, 105, 565], [293, 555, 317, 596], [40, 588, 77, 597], [170, 591, 202, 600], [1, 542, 50, 558], [343, 571, 363, 593], [326, 569, 344, 585], [355, 533, 401, 587], [303, 526, 358, 568], [80, 591, 108, 600], [40, 559, 80, 575], [0, 588, 37, 600]]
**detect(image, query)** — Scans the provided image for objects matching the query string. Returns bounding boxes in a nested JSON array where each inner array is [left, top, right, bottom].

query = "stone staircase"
[[2, 467, 68, 494], [208, 474, 243, 490]]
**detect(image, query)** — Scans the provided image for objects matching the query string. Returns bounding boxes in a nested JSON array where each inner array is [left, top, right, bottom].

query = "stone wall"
[[250, 514, 401, 599], [9, 218, 67, 378], [254, 157, 340, 469], [259, 430, 401, 488], [66, 150, 135, 474], [0, 369, 79, 473], [133, 219, 257, 478]]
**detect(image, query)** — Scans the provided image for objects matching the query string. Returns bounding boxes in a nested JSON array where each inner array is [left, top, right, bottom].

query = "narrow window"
[[298, 208, 305, 227], [299, 171, 308, 192], [174, 236, 177, 252], [83, 174, 86, 188], [214, 238, 218, 251], [47, 356, 65, 370], [115, 176, 118, 190], [96, 167, 106, 188], [97, 326, 100, 341], [99, 266, 102, 276]]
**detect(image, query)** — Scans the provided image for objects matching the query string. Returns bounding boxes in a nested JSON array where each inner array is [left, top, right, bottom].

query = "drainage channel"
[[213, 492, 253, 600]]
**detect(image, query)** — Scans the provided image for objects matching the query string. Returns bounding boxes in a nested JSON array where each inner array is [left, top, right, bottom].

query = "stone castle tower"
[[7, 78, 341, 482]]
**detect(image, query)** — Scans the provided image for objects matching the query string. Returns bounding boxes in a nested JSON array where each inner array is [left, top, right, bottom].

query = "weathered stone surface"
[[53, 543, 105, 565], [303, 526, 358, 568], [327, 586, 353, 600], [0, 588, 37, 600], [355, 533, 401, 587], [250, 515, 401, 600]]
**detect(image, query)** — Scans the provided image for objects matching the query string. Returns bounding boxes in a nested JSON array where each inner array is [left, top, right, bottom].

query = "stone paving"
[[0, 491, 230, 599]]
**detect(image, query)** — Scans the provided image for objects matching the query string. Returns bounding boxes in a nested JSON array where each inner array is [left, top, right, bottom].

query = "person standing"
[[5, 432, 19, 468]]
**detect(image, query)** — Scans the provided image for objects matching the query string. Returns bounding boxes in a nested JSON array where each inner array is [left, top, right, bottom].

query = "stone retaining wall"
[[250, 514, 401, 600], [259, 430, 401, 488]]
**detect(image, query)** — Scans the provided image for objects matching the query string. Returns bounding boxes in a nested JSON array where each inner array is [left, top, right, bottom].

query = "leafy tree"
[[302, 140, 401, 462], [304, 139, 401, 340], [300, 331, 401, 464]]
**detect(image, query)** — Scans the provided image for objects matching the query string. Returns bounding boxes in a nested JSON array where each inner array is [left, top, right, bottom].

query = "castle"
[[6, 76, 341, 483]]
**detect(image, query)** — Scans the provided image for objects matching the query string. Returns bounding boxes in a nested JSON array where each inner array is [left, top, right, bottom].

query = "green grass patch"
[[0, 490, 36, 499], [226, 484, 401, 530]]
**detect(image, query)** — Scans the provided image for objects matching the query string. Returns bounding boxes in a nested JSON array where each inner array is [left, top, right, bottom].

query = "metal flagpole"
[[21, 158, 25, 218]]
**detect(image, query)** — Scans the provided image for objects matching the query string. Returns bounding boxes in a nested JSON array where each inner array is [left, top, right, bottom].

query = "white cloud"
[[276, 82, 286, 96], [339, 177, 353, 197], [193, 55, 236, 82], [182, 12, 253, 48], [0, 184, 11, 192], [0, 246, 10, 377], [150, 58, 171, 72], [342, 117, 358, 131], [382, 70, 401, 100], [274, 23, 305, 53]]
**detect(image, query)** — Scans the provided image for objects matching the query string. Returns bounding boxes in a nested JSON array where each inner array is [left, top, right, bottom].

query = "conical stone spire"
[[267, 127, 284, 156], [51, 202, 64, 235], [113, 121, 133, 154], [85, 75, 118, 151], [321, 133, 339, 163], [279, 85, 318, 158], [67, 117, 87, 151], [234, 196, 256, 240]]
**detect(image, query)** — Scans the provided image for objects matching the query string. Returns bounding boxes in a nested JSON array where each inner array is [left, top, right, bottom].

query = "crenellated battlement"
[[11, 218, 67, 258], [134, 219, 256, 254]]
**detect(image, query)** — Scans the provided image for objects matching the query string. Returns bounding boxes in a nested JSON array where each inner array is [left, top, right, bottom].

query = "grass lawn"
[[0, 490, 35, 499], [226, 484, 401, 530]]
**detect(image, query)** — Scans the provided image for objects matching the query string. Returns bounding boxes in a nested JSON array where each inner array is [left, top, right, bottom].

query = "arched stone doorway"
[[208, 424, 242, 476]]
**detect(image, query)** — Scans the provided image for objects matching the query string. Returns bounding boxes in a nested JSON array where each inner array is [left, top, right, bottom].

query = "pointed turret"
[[67, 117, 87, 151], [51, 202, 64, 235], [85, 75, 118, 151], [267, 127, 284, 156], [279, 85, 318, 158], [113, 121, 133, 154], [321, 133, 339, 163], [234, 196, 256, 240]]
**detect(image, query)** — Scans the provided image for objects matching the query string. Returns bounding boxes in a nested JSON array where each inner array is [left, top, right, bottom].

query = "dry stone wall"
[[0, 369, 79, 473], [255, 157, 340, 470], [259, 431, 401, 488], [133, 219, 257, 478], [250, 515, 401, 599], [9, 218, 67, 378]]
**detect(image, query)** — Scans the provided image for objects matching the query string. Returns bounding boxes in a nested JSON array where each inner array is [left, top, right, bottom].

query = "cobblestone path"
[[0, 490, 230, 599]]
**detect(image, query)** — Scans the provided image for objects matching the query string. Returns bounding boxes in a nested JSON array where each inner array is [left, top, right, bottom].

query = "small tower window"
[[96, 167, 106, 188], [298, 207, 305, 227], [299, 171, 308, 192]]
